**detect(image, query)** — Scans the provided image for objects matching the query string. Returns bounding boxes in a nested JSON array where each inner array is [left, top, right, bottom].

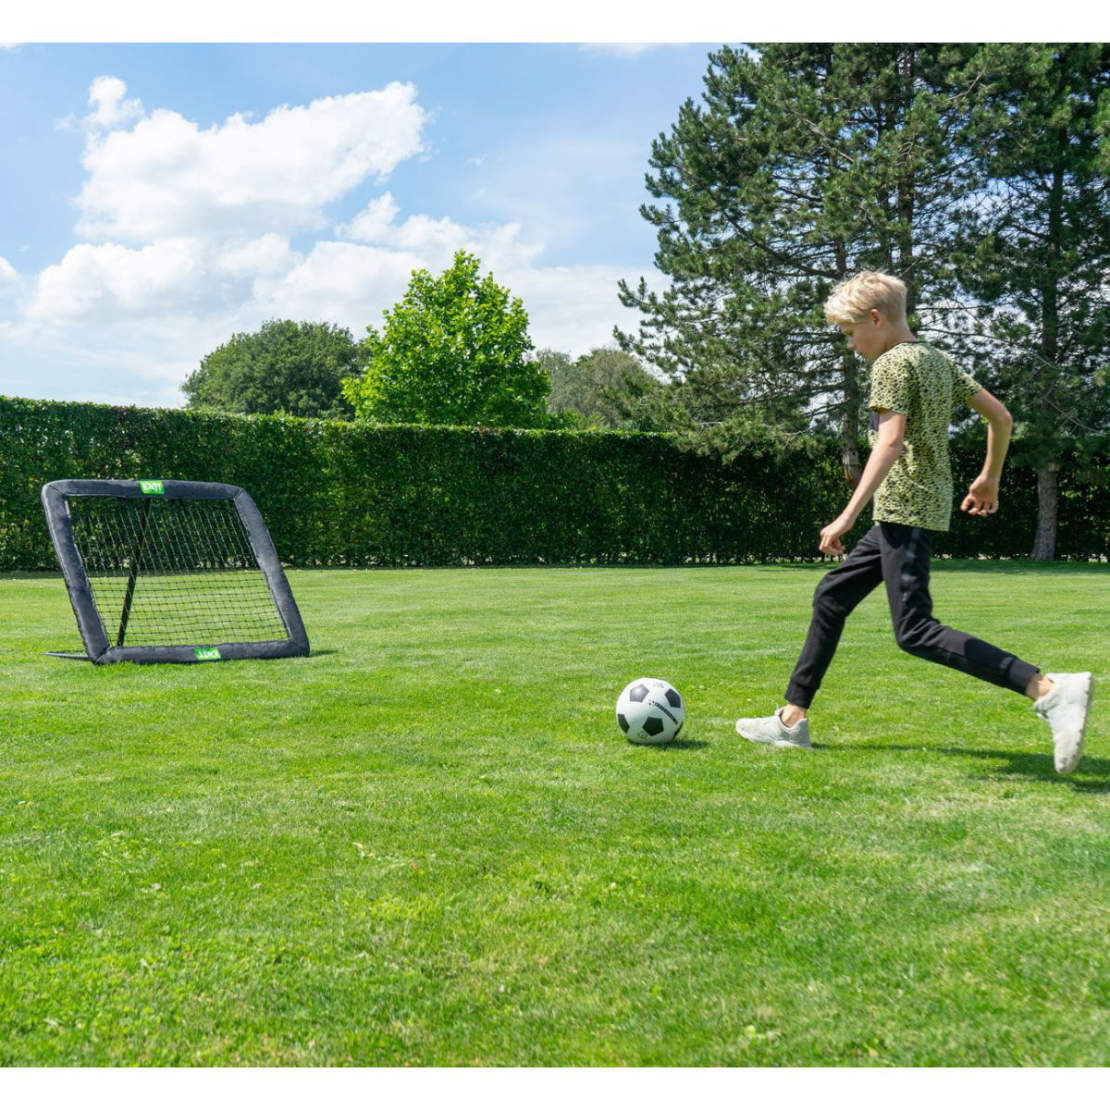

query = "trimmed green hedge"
[[2, 395, 1107, 570]]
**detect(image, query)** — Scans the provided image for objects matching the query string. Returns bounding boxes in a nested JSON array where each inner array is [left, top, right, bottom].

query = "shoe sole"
[[1057, 673, 1093, 775]]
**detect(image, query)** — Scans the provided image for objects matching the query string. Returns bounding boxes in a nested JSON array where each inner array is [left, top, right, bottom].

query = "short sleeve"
[[868, 352, 912, 414], [952, 368, 981, 406]]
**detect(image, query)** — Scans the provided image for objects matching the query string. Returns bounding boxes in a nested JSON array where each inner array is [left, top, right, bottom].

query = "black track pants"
[[784, 522, 1039, 709]]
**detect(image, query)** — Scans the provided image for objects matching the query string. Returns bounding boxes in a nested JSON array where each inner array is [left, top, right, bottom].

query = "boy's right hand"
[[962, 475, 1000, 516]]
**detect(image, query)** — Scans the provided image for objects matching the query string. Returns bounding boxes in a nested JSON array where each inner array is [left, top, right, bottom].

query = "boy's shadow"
[[854, 744, 1110, 793]]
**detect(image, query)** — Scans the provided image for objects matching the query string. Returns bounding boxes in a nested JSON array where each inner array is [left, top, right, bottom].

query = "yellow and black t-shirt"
[[867, 341, 981, 532]]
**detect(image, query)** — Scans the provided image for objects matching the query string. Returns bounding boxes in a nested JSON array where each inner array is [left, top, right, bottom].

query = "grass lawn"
[[1, 562, 1107, 1066]]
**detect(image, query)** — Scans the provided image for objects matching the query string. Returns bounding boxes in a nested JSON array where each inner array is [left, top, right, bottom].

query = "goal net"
[[41, 479, 310, 664]]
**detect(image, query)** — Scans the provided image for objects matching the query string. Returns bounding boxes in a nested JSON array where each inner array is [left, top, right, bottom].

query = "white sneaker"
[[735, 709, 812, 748], [1034, 672, 1093, 774]]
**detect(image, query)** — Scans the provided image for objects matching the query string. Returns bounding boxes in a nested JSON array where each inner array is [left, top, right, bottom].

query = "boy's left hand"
[[819, 512, 856, 556]]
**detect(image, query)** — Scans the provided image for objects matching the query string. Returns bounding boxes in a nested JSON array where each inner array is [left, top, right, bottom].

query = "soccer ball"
[[616, 677, 685, 745]]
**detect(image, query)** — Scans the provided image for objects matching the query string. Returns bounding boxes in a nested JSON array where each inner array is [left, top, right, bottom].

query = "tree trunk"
[[896, 48, 918, 314], [1030, 124, 1066, 563], [840, 351, 862, 488], [1030, 461, 1060, 560]]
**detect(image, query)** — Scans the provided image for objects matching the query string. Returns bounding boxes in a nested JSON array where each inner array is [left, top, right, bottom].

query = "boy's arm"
[[818, 410, 906, 555], [961, 388, 1013, 516]]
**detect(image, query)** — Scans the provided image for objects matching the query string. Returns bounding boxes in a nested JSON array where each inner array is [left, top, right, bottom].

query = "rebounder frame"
[[41, 479, 310, 664]]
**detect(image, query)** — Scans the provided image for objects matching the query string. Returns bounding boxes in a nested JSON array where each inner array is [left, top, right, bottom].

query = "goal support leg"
[[117, 497, 153, 647]]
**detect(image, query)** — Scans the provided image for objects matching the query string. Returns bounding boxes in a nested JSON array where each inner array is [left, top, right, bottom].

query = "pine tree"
[[948, 44, 1110, 559], [617, 44, 984, 480]]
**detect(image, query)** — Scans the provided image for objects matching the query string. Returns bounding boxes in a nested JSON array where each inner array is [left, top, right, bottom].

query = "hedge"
[[2, 395, 1107, 571]]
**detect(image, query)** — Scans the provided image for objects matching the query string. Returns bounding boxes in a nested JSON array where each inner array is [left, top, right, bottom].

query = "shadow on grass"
[[854, 743, 1110, 792], [929, 560, 1110, 575], [751, 560, 1110, 575], [640, 737, 710, 752]]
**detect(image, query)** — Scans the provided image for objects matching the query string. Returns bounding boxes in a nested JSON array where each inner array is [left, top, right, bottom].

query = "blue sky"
[[0, 41, 727, 406]]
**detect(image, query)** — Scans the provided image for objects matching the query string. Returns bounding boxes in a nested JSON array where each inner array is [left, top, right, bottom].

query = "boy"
[[735, 271, 1093, 774]]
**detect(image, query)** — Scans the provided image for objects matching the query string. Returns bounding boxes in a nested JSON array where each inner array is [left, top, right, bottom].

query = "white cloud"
[[87, 75, 145, 130], [213, 234, 298, 279], [335, 192, 544, 274], [254, 241, 417, 333], [28, 240, 209, 320], [27, 235, 306, 323], [75, 79, 427, 242], [335, 193, 402, 242], [26, 198, 547, 332], [0, 255, 17, 283]]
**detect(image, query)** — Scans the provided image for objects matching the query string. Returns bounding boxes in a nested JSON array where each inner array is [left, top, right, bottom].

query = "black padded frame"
[[41, 479, 310, 664]]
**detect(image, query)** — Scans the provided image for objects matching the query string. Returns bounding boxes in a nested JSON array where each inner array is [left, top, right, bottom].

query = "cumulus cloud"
[[27, 234, 319, 325], [27, 240, 209, 320], [75, 80, 427, 242], [335, 193, 402, 242], [335, 191, 543, 273], [87, 75, 145, 129], [0, 255, 17, 283], [213, 234, 298, 279]]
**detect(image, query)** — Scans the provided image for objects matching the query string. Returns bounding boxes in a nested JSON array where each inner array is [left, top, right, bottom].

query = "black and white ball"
[[616, 677, 685, 745]]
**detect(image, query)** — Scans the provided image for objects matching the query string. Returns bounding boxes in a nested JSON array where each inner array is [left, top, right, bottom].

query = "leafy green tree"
[[342, 251, 550, 428], [949, 43, 1110, 559], [183, 319, 358, 419], [544, 346, 663, 428], [616, 44, 984, 481]]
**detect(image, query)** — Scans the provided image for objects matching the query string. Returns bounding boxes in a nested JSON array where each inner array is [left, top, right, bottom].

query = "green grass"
[[1, 562, 1108, 1066]]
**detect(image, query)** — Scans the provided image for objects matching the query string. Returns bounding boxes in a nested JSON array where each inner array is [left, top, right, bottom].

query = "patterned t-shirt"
[[867, 341, 981, 532]]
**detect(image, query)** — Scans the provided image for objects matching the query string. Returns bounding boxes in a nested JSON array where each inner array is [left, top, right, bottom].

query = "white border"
[[4, 2, 1110, 44]]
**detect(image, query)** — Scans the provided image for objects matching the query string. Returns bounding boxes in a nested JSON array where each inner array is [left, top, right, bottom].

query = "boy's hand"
[[962, 475, 1000, 516], [819, 512, 856, 556]]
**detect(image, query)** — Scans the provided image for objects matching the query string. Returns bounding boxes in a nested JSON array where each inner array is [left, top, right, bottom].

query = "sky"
[[0, 39, 729, 407], [1, 5, 1103, 410]]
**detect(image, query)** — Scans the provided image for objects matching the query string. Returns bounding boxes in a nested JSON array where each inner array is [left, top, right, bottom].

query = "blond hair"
[[824, 271, 907, 326]]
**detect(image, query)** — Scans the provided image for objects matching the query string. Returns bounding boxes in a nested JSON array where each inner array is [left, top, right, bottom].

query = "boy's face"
[[839, 310, 886, 362]]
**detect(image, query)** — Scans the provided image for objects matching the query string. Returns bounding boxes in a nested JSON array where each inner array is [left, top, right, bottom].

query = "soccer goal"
[[41, 479, 310, 664]]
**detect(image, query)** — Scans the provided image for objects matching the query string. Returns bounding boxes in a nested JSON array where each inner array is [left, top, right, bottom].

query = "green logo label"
[[140, 480, 165, 495], [194, 647, 222, 661]]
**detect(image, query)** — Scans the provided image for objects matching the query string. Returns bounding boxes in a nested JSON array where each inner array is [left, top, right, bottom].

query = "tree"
[[342, 250, 550, 428], [948, 43, 1110, 559], [616, 44, 985, 480], [183, 320, 359, 419], [544, 346, 663, 428]]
